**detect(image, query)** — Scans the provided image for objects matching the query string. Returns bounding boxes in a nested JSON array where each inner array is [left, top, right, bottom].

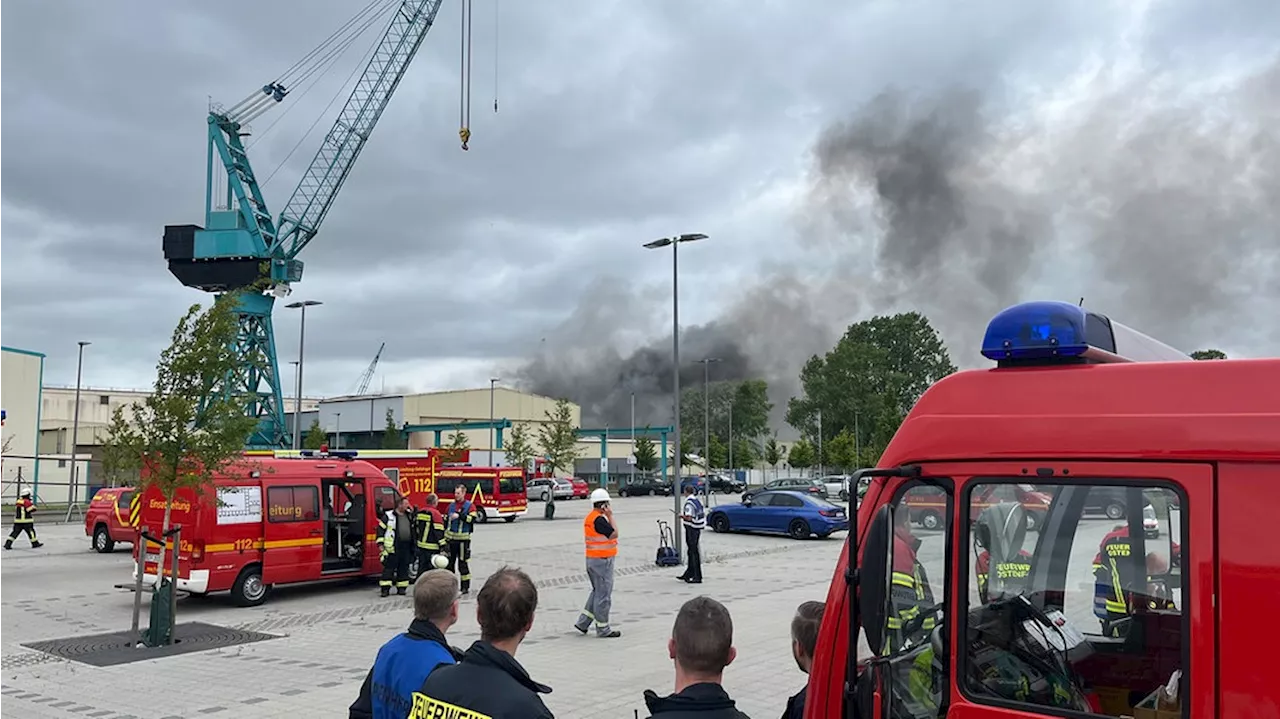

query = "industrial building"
[[1, 346, 91, 505]]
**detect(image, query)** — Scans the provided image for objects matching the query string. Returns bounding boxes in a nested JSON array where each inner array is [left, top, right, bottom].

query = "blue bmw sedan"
[[705, 490, 849, 539]]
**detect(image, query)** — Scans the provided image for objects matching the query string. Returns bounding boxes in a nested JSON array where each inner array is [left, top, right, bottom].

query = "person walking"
[[380, 497, 414, 597], [574, 488, 622, 638], [410, 566, 555, 718], [350, 570, 463, 719], [413, 493, 445, 577], [678, 484, 705, 584], [445, 484, 479, 595], [6, 489, 43, 550], [641, 596, 750, 718]]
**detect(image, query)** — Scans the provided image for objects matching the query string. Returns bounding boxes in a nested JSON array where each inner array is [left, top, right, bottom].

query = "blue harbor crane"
[[162, 1, 451, 448]]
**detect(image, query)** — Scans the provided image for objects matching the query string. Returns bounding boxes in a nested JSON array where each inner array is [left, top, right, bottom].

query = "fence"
[[1, 453, 93, 506]]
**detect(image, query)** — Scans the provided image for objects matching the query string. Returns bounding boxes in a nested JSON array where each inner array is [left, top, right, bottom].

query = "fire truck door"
[[262, 483, 325, 585]]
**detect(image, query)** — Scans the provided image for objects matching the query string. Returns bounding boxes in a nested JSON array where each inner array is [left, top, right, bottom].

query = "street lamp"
[[697, 357, 722, 478], [288, 361, 301, 442], [643, 232, 708, 562], [285, 300, 322, 450], [65, 341, 90, 521], [489, 378, 500, 466], [335, 412, 342, 449]]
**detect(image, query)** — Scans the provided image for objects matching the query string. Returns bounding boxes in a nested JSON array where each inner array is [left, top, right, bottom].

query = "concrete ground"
[[2, 494, 844, 719]]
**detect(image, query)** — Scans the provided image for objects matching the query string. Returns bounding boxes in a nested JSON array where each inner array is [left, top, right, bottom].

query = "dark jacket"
[[781, 686, 805, 719], [411, 640, 554, 718], [643, 682, 751, 718], [349, 619, 462, 719]]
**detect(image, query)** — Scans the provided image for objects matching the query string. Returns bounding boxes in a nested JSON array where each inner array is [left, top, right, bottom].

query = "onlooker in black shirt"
[[642, 596, 750, 718], [782, 600, 825, 719], [409, 566, 554, 718]]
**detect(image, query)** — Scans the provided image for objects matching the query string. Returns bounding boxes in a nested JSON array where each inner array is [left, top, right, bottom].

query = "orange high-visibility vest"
[[583, 509, 618, 559]]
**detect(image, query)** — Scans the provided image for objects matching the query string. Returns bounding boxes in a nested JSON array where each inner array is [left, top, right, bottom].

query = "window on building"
[[99, 395, 110, 405], [961, 481, 1185, 717]]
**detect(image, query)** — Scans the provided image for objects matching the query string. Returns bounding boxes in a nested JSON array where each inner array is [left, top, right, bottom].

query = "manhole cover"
[[22, 622, 279, 667]]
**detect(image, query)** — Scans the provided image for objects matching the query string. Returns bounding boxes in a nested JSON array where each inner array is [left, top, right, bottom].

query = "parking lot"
[[1, 494, 844, 718]]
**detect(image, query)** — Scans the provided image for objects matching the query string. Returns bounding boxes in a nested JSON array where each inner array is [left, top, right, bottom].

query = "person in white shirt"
[[678, 484, 705, 584]]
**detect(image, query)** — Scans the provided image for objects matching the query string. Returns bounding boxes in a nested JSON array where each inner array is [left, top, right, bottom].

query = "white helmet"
[[590, 488, 611, 504]]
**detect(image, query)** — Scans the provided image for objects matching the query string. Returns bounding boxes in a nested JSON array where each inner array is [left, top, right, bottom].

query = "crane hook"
[[459, 127, 471, 151]]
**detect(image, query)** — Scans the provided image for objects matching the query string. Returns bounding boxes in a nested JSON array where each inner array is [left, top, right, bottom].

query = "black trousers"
[[380, 541, 412, 590], [448, 539, 473, 592], [682, 526, 702, 581], [6, 524, 37, 546], [415, 545, 441, 578]]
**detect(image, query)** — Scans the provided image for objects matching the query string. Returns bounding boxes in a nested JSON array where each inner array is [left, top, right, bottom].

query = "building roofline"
[[2, 345, 46, 358]]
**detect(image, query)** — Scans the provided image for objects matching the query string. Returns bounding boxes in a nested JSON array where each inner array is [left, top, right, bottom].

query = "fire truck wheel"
[[93, 524, 115, 553], [504, 516, 516, 523], [1105, 502, 1126, 520], [919, 511, 943, 531], [231, 565, 269, 607], [478, 508, 490, 524]]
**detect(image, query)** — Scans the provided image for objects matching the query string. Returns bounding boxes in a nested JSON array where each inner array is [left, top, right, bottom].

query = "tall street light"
[[289, 361, 301, 444], [65, 341, 90, 521], [286, 300, 322, 450], [643, 232, 708, 563], [697, 357, 722, 477], [335, 412, 342, 449], [489, 377, 500, 466]]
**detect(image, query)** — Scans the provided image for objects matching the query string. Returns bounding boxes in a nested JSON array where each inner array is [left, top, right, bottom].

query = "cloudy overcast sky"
[[3, 0, 1278, 418]]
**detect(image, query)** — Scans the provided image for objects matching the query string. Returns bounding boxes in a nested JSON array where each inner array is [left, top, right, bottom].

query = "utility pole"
[[727, 400, 733, 476], [817, 407, 823, 478], [630, 392, 636, 486], [286, 300, 322, 450], [697, 357, 722, 477], [489, 378, 500, 466], [65, 341, 90, 521]]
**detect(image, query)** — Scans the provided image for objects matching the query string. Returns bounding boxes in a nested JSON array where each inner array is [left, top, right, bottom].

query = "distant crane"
[[162, 1, 446, 448], [355, 343, 387, 396]]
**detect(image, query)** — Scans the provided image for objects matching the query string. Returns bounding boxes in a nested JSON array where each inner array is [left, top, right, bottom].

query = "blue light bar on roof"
[[981, 301, 1191, 365], [298, 449, 359, 460]]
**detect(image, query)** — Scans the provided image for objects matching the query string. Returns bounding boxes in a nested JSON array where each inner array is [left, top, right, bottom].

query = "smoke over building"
[[514, 59, 1280, 428]]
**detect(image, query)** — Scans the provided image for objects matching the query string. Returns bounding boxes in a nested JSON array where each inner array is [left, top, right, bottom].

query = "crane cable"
[[459, 0, 473, 150]]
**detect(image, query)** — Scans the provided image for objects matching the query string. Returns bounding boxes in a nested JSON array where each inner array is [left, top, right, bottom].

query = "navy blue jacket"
[[349, 618, 461, 719]]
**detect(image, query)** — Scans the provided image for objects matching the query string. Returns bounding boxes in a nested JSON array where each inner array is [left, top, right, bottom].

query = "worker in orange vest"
[[6, 490, 43, 550], [574, 488, 621, 638]]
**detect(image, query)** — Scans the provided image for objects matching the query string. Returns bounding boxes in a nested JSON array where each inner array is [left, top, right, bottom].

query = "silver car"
[[526, 477, 573, 502]]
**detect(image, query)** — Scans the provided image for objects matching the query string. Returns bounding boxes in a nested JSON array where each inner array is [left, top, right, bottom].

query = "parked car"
[[569, 477, 590, 499], [619, 476, 673, 496], [706, 490, 849, 539], [681, 474, 745, 494], [750, 477, 829, 500], [526, 478, 573, 502], [819, 475, 852, 501], [1142, 503, 1160, 538]]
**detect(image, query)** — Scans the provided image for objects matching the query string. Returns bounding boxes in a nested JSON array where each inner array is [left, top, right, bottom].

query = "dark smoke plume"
[[515, 59, 1280, 428]]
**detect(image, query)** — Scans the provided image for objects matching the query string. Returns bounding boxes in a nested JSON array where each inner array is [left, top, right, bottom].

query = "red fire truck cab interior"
[[807, 301, 1280, 719], [134, 454, 401, 606]]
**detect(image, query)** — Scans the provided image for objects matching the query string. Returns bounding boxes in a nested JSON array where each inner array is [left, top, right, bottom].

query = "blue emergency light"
[[981, 301, 1191, 366], [298, 448, 359, 460]]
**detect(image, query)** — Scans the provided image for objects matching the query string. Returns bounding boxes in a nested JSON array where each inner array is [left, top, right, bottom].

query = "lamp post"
[[643, 232, 708, 563], [697, 357, 722, 479], [65, 341, 90, 521], [489, 377, 500, 466], [285, 300, 322, 450], [335, 412, 342, 449], [288, 361, 301, 445], [630, 392, 636, 487]]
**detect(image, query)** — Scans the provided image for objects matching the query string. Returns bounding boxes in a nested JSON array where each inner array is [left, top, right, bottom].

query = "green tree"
[[537, 399, 581, 478], [787, 312, 955, 460], [442, 428, 471, 463], [1190, 349, 1227, 360], [303, 419, 327, 450], [788, 439, 815, 470], [504, 422, 538, 473], [381, 408, 405, 449], [731, 438, 757, 469], [763, 436, 785, 471], [100, 405, 142, 486], [680, 379, 773, 454], [100, 295, 260, 642], [633, 435, 658, 473], [825, 429, 859, 471], [669, 444, 692, 475], [706, 434, 728, 469]]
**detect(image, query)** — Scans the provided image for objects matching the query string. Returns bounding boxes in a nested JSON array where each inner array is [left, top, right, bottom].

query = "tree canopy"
[[786, 311, 955, 466], [537, 399, 581, 478], [633, 434, 658, 473], [442, 428, 471, 463], [303, 419, 327, 449], [787, 439, 815, 469], [680, 379, 772, 461], [504, 422, 538, 472], [381, 408, 405, 449], [1190, 349, 1227, 360]]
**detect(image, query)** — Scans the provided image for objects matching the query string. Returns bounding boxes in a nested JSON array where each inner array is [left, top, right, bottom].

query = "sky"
[[3, 0, 1278, 429]]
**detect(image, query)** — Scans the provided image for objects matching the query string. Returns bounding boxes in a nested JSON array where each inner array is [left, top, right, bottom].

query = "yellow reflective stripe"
[[1105, 599, 1128, 613], [886, 617, 903, 628], [410, 692, 493, 719], [891, 571, 916, 588]]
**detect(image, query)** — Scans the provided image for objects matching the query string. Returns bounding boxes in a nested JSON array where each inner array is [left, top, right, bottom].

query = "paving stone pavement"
[[1, 495, 848, 718]]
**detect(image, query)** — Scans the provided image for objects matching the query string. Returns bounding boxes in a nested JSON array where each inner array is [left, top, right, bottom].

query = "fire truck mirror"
[[860, 504, 893, 656]]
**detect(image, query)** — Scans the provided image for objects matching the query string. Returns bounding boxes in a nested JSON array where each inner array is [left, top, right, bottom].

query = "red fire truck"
[[133, 454, 399, 606], [806, 301, 1280, 719], [280, 449, 529, 522]]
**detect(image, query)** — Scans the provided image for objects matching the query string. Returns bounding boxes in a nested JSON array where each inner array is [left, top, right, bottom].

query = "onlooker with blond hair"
[[411, 566, 554, 718], [782, 600, 825, 719], [350, 569, 462, 719], [642, 596, 750, 718]]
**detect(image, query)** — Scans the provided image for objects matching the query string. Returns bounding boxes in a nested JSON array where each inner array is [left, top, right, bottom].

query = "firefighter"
[[5, 490, 43, 550], [444, 484, 478, 595], [973, 504, 1033, 604], [1092, 523, 1178, 637], [380, 497, 414, 597], [413, 493, 445, 578], [887, 505, 935, 654]]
